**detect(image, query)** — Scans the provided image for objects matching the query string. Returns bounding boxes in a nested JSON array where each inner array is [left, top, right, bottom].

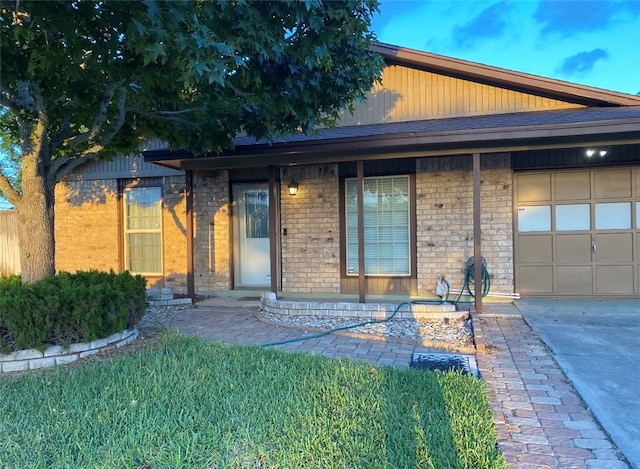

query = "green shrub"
[[0, 270, 147, 353]]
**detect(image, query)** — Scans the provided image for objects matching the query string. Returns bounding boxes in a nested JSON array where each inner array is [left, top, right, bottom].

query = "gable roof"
[[144, 43, 640, 170], [371, 43, 640, 107]]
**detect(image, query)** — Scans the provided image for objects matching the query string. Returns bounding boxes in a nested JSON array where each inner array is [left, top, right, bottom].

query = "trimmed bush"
[[0, 270, 147, 353]]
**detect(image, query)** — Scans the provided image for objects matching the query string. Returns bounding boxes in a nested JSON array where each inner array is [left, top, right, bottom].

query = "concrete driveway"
[[516, 299, 640, 469]]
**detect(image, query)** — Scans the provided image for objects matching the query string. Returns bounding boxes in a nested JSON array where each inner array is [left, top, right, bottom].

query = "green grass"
[[0, 332, 506, 468]]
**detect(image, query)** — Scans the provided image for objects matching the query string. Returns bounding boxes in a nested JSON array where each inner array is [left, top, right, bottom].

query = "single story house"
[[54, 43, 640, 301]]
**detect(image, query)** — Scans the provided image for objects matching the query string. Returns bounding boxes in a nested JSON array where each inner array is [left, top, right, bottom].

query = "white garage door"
[[515, 168, 639, 296]]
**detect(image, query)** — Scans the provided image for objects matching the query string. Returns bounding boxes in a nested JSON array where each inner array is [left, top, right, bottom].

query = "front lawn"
[[0, 332, 506, 468]]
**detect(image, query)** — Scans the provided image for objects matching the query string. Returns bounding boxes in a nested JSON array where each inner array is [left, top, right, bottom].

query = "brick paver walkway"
[[473, 313, 629, 469], [168, 299, 630, 469]]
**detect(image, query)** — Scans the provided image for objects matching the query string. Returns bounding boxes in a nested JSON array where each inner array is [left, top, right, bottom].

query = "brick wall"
[[55, 176, 191, 293], [415, 165, 514, 296], [159, 176, 188, 292], [55, 161, 515, 297], [280, 165, 341, 293], [55, 179, 120, 273], [276, 160, 514, 296], [192, 171, 232, 292], [480, 169, 514, 293]]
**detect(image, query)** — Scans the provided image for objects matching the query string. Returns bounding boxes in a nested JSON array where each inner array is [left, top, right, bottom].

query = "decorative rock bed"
[[258, 293, 475, 352], [0, 328, 138, 373]]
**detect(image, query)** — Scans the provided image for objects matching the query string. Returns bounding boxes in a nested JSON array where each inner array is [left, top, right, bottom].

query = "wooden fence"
[[0, 210, 20, 276]]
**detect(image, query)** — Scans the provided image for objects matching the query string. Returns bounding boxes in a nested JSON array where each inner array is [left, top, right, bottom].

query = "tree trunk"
[[17, 172, 56, 283]]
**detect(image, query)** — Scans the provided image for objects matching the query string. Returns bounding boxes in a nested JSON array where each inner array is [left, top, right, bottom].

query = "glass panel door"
[[233, 184, 271, 287]]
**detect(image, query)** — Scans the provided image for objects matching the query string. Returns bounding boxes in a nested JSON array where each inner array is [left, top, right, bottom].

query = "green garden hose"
[[261, 301, 413, 347], [262, 257, 490, 348], [447, 256, 491, 304]]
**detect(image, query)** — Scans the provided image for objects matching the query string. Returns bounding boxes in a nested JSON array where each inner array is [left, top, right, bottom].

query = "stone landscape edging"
[[0, 328, 139, 373], [260, 293, 467, 321]]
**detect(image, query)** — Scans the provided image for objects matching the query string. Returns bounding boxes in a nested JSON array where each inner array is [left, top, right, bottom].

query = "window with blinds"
[[345, 176, 410, 276], [123, 187, 162, 275]]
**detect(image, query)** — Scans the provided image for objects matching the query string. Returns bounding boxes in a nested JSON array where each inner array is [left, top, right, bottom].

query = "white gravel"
[[137, 304, 191, 336], [260, 311, 474, 348]]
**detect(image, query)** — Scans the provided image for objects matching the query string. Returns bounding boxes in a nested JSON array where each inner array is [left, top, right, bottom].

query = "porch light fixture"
[[288, 180, 299, 196], [585, 148, 607, 158]]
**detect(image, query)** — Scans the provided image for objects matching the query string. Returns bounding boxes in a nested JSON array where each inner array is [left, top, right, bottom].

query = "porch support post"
[[357, 160, 366, 303], [185, 170, 195, 300], [472, 153, 483, 314], [268, 166, 279, 294]]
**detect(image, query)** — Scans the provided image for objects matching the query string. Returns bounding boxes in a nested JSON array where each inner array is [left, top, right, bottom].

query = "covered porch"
[[145, 105, 640, 311]]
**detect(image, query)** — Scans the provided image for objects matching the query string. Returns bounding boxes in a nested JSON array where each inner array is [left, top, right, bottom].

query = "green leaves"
[[0, 270, 147, 351], [1, 0, 383, 191], [142, 43, 167, 65], [121, 0, 383, 153]]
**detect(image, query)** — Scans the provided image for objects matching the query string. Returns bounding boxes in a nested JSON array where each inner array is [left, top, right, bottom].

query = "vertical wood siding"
[[66, 154, 183, 181], [0, 211, 20, 275], [338, 65, 583, 126]]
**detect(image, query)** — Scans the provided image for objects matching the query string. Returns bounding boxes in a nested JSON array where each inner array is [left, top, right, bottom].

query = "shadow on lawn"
[[382, 369, 464, 467]]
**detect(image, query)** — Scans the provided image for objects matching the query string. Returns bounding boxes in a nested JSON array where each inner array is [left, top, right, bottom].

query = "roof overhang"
[[144, 107, 640, 171], [370, 43, 640, 107]]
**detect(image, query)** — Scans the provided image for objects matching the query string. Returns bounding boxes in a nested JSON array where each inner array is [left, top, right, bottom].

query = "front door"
[[233, 184, 271, 287]]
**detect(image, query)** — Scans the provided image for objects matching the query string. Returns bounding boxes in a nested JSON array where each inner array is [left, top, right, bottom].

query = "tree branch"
[[52, 87, 128, 182], [133, 107, 205, 116], [0, 170, 21, 208], [8, 81, 48, 167], [14, 113, 33, 156], [50, 154, 94, 184], [31, 82, 50, 169], [15, 80, 38, 113], [0, 85, 20, 113], [62, 83, 118, 149], [49, 114, 71, 153], [127, 107, 198, 126], [96, 86, 127, 147]]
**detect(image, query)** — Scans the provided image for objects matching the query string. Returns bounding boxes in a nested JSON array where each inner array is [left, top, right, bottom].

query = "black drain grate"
[[410, 353, 478, 377]]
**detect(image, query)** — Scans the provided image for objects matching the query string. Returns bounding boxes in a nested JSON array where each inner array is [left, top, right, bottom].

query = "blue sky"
[[371, 0, 640, 95]]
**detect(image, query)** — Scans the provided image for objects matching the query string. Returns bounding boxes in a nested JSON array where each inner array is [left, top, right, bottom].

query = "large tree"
[[0, 0, 383, 283]]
